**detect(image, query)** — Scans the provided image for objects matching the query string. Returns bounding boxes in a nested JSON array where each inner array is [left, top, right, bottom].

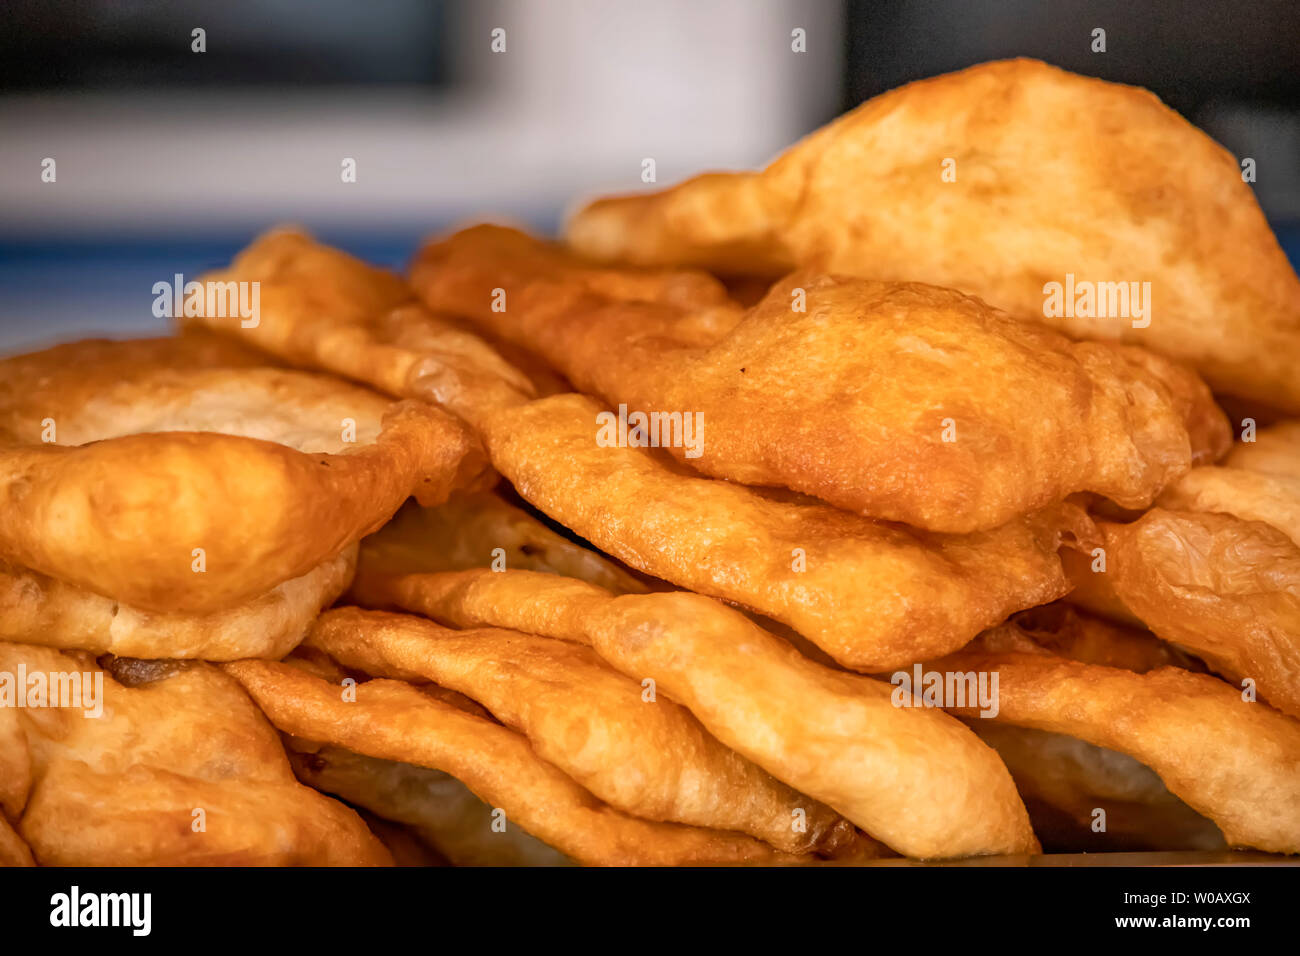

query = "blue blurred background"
[[1, 0, 1296, 353]]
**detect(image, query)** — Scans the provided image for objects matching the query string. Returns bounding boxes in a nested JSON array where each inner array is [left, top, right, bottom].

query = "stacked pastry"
[[3, 58, 1298, 866], [0, 332, 478, 864]]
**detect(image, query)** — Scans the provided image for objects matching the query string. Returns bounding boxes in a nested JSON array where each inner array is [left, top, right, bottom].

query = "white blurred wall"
[[0, 0, 843, 235]]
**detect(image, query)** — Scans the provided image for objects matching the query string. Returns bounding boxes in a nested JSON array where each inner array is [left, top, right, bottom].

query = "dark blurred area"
[[845, 0, 1300, 115], [0, 0, 451, 89], [0, 0, 1296, 349]]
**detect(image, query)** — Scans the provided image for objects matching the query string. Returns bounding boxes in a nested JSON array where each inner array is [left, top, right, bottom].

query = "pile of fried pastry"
[[2, 59, 1298, 867]]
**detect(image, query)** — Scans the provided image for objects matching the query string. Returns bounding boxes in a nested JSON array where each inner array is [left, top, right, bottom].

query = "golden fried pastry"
[[1, 642, 390, 865], [567, 59, 1300, 411], [360, 490, 648, 593], [0, 546, 355, 661], [287, 739, 570, 866], [415, 226, 1228, 531], [935, 637, 1300, 854], [1086, 510, 1300, 720], [182, 229, 540, 422], [0, 335, 480, 617], [1158, 466, 1300, 547], [1225, 421, 1300, 478], [306, 606, 859, 855], [350, 567, 1039, 859], [953, 607, 1222, 852], [980, 604, 1204, 675], [1066, 422, 1300, 718], [471, 392, 1086, 671], [0, 814, 33, 867], [967, 723, 1225, 853], [223, 658, 792, 865], [0, 706, 27, 821]]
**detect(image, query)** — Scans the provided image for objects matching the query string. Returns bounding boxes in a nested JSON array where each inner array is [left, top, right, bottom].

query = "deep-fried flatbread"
[[0, 546, 355, 661], [223, 658, 793, 865], [967, 722, 1225, 853], [472, 392, 1088, 671], [306, 606, 860, 855], [1067, 422, 1300, 718], [359, 491, 648, 593], [349, 567, 1040, 859], [1, 642, 390, 865], [567, 59, 1300, 411], [182, 229, 542, 423], [0, 335, 480, 616], [286, 738, 573, 867], [934, 639, 1300, 854], [415, 226, 1228, 531], [0, 814, 33, 867]]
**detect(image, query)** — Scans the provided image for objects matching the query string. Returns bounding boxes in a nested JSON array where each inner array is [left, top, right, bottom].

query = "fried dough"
[[966, 722, 1225, 853], [0, 642, 391, 865], [286, 738, 572, 866], [472, 392, 1084, 670], [1066, 423, 1300, 718], [360, 491, 648, 593], [0, 814, 33, 867], [306, 606, 858, 855], [1090, 510, 1300, 719], [0, 706, 27, 820], [955, 608, 1222, 852], [934, 644, 1300, 854], [1158, 467, 1300, 547], [222, 658, 791, 865], [0, 336, 479, 615], [182, 229, 541, 422], [1225, 421, 1300, 478], [566, 59, 1300, 410], [0, 546, 355, 660], [979, 604, 1204, 675], [415, 226, 1228, 530], [350, 567, 1039, 859]]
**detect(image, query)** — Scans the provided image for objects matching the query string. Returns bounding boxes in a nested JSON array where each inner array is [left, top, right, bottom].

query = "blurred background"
[[0, 0, 1297, 350]]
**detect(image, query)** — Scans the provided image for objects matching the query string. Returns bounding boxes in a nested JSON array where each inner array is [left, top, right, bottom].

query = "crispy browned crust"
[[567, 59, 1300, 410], [0, 546, 355, 660], [415, 226, 1226, 530], [1096, 510, 1300, 719], [474, 392, 1081, 670], [305, 606, 858, 855], [933, 648, 1300, 854], [222, 658, 793, 866], [1066, 423, 1300, 718], [183, 228, 539, 423], [968, 611, 1220, 854], [1226, 421, 1300, 478], [1, 642, 390, 865], [0, 336, 480, 613], [350, 567, 1039, 859]]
